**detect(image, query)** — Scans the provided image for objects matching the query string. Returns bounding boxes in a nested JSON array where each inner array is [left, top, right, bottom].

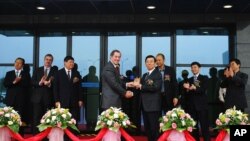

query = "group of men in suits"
[[3, 50, 248, 141], [101, 50, 247, 141], [4, 54, 83, 136]]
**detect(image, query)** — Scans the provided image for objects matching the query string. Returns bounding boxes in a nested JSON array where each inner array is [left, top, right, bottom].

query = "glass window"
[[0, 31, 33, 64], [108, 32, 136, 76], [141, 32, 171, 74], [39, 36, 67, 69], [72, 34, 101, 126], [72, 35, 100, 78], [0, 66, 14, 107], [176, 29, 229, 65], [176, 66, 226, 82]]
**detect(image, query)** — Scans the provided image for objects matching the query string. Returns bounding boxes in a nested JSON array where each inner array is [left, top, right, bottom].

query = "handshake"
[[127, 77, 141, 89]]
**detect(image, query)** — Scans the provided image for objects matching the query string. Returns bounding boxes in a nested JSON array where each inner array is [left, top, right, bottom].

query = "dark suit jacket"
[[3, 70, 31, 105], [185, 74, 209, 111], [220, 71, 248, 109], [156, 65, 178, 106], [101, 61, 126, 109], [31, 66, 57, 104], [53, 68, 83, 108], [140, 69, 162, 112]]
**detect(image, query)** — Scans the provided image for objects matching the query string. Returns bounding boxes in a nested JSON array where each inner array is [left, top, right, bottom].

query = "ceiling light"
[[149, 17, 155, 20], [24, 32, 29, 35], [37, 6, 45, 10], [152, 32, 157, 35], [203, 31, 209, 34], [215, 17, 221, 20], [147, 6, 156, 10], [223, 5, 232, 9]]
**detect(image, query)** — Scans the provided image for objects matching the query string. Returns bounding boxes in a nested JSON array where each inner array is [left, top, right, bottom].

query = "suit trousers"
[[142, 110, 161, 141]]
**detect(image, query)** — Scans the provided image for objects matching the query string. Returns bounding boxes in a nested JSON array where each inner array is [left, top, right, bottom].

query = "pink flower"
[[0, 111, 4, 115], [185, 114, 191, 119], [225, 118, 230, 124], [180, 113, 185, 119], [171, 123, 177, 129], [216, 119, 222, 126], [57, 122, 62, 128], [126, 120, 131, 125], [187, 127, 193, 132], [240, 122, 246, 125], [160, 123, 164, 128], [163, 116, 168, 122]]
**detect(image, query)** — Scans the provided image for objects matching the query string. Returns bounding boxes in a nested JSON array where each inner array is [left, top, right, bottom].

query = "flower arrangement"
[[215, 106, 249, 133], [0, 107, 22, 133], [37, 107, 79, 132], [95, 107, 136, 132], [159, 107, 196, 132]]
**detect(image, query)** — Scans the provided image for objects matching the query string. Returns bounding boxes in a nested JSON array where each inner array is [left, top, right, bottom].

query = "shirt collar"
[[148, 68, 155, 75], [64, 68, 71, 72]]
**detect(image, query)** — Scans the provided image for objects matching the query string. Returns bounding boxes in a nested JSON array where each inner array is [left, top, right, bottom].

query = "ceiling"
[[0, 0, 250, 15]]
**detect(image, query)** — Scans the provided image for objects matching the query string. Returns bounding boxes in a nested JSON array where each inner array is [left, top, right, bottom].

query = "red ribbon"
[[215, 130, 227, 141], [25, 128, 52, 141], [183, 130, 196, 141], [158, 130, 172, 141], [157, 130, 195, 141], [119, 128, 135, 141], [6, 126, 135, 141], [7, 128, 25, 141]]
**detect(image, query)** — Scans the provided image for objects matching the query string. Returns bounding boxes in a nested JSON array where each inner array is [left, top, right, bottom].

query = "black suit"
[[156, 65, 178, 113], [101, 61, 126, 110], [53, 68, 83, 121], [220, 71, 248, 111], [185, 74, 210, 141], [31, 66, 57, 134], [3, 70, 31, 118], [140, 69, 162, 141]]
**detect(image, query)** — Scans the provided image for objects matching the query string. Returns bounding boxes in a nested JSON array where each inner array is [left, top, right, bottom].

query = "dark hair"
[[230, 58, 241, 66], [110, 50, 121, 57], [191, 61, 201, 68], [64, 56, 74, 62], [156, 53, 165, 60], [145, 55, 156, 62], [44, 54, 54, 60], [15, 57, 25, 65]]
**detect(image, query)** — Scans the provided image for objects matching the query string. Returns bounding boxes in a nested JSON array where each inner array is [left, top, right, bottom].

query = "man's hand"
[[173, 98, 178, 106], [55, 102, 61, 108], [13, 76, 22, 84], [124, 91, 133, 98]]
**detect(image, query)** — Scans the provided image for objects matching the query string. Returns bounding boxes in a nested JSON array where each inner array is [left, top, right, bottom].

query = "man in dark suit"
[[221, 58, 248, 112], [4, 57, 31, 121], [101, 49, 133, 111], [53, 56, 83, 121], [155, 53, 178, 113], [131, 55, 162, 141], [183, 61, 210, 141], [31, 54, 58, 134]]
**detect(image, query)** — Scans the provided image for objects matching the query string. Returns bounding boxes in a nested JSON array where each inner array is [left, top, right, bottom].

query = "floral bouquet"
[[0, 107, 22, 133], [158, 107, 196, 141], [215, 106, 249, 133], [215, 106, 249, 141], [37, 107, 79, 132], [160, 107, 196, 132], [95, 107, 136, 132]]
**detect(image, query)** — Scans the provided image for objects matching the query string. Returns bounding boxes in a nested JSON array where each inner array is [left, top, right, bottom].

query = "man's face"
[[191, 65, 200, 75], [64, 59, 74, 70], [110, 52, 121, 65], [156, 56, 164, 67], [230, 61, 240, 72], [44, 56, 53, 67], [145, 58, 156, 71], [14, 59, 24, 70]]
